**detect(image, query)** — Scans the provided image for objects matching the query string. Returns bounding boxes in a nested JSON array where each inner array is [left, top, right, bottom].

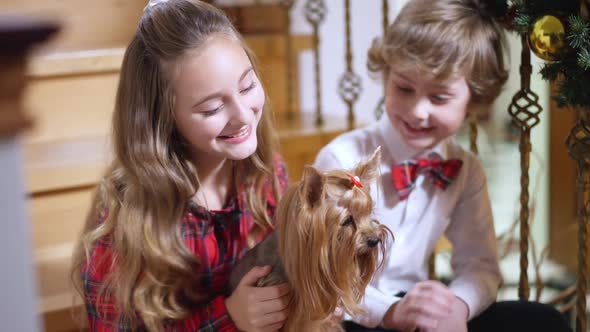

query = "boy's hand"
[[225, 266, 290, 332], [381, 280, 454, 331], [433, 297, 469, 332], [430, 296, 468, 332]]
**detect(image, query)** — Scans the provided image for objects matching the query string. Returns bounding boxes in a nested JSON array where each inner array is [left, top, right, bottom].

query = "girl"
[[71, 1, 289, 331]]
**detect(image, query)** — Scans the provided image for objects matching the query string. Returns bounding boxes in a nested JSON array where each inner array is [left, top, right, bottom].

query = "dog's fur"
[[228, 147, 391, 332]]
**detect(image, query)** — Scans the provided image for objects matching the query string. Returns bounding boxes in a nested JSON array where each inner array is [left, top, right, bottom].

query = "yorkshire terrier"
[[228, 147, 392, 332]]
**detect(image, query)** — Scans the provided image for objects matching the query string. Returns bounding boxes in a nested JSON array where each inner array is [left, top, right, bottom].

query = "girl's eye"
[[202, 105, 223, 117], [342, 216, 355, 227], [241, 81, 256, 94]]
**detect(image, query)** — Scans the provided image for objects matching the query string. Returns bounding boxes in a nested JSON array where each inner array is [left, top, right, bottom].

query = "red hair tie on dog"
[[347, 173, 363, 188]]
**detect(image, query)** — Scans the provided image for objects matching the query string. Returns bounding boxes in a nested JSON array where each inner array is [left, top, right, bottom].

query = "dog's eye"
[[342, 216, 355, 227]]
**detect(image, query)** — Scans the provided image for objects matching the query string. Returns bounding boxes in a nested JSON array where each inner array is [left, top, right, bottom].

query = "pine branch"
[[555, 79, 572, 108], [540, 63, 563, 81], [554, 72, 590, 109], [567, 15, 590, 49], [578, 48, 590, 70], [514, 13, 532, 34], [510, 0, 531, 34]]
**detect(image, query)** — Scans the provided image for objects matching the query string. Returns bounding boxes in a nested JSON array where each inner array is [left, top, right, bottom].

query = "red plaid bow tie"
[[391, 158, 463, 200]]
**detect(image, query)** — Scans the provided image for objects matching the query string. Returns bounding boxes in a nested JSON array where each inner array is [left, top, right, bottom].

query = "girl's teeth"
[[224, 127, 247, 138]]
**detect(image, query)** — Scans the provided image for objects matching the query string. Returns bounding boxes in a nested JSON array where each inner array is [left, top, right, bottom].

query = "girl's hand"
[[225, 266, 290, 332], [333, 307, 345, 321], [381, 280, 454, 331]]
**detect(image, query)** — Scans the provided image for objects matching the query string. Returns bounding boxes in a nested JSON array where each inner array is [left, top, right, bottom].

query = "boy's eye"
[[342, 216, 355, 227], [431, 95, 450, 104], [395, 85, 413, 94]]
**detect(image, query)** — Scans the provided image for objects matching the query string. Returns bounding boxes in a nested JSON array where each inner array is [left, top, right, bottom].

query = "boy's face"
[[172, 36, 265, 166], [384, 70, 471, 150]]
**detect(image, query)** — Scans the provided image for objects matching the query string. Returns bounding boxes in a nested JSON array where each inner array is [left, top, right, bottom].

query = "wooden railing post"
[[338, 0, 361, 130], [0, 16, 58, 332], [507, 34, 543, 302], [280, 0, 296, 120], [566, 110, 590, 332], [304, 0, 326, 127]]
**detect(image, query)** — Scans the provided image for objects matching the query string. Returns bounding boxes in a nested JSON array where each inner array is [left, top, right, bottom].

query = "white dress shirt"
[[313, 116, 501, 328]]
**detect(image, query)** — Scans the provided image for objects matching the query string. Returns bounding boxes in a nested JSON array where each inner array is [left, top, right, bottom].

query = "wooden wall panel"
[[0, 0, 145, 53], [24, 137, 110, 194], [281, 133, 342, 183], [222, 4, 286, 34], [30, 188, 94, 330], [24, 74, 118, 144], [30, 189, 94, 249], [36, 246, 77, 313]]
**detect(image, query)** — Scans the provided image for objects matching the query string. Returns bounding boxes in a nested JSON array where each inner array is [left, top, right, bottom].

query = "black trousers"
[[343, 301, 572, 332]]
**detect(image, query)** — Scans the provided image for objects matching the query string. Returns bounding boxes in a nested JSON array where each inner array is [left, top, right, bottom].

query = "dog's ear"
[[300, 165, 326, 209], [353, 146, 381, 187]]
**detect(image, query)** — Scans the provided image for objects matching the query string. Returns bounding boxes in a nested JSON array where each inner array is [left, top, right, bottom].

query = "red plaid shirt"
[[81, 157, 288, 331]]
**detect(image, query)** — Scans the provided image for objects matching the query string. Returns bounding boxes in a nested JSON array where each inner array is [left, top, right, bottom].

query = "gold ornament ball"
[[528, 15, 567, 62]]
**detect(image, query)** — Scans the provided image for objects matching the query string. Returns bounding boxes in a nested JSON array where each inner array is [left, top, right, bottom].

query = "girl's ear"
[[299, 165, 326, 209], [354, 146, 381, 187]]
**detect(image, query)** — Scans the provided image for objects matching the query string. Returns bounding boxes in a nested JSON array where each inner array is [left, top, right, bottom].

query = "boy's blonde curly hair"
[[368, 0, 509, 105]]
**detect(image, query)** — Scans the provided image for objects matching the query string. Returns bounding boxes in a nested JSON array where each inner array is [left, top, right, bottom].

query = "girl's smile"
[[172, 36, 265, 166], [218, 125, 252, 143]]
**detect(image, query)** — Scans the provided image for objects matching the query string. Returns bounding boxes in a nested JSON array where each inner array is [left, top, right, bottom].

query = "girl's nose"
[[228, 98, 252, 125]]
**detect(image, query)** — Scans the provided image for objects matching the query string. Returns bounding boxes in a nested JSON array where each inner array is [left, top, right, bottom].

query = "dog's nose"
[[367, 237, 380, 248]]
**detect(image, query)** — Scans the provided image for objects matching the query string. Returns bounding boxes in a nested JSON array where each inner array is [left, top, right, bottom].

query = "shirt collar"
[[377, 114, 451, 163]]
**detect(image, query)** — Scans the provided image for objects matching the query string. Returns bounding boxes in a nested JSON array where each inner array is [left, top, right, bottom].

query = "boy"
[[314, 0, 571, 331]]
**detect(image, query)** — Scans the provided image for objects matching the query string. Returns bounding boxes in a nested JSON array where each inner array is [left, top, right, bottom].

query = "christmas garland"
[[483, 0, 590, 110]]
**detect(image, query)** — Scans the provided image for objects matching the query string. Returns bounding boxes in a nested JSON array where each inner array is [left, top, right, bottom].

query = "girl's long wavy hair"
[[70, 1, 280, 329]]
